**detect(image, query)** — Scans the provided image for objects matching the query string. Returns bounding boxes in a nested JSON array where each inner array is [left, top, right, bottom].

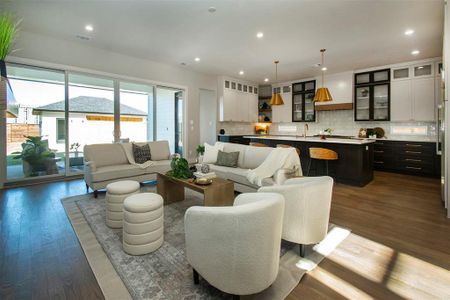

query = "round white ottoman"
[[105, 180, 140, 228], [123, 193, 164, 255]]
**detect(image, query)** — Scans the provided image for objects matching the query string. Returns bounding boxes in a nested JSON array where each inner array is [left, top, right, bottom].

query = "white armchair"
[[258, 176, 333, 257], [184, 193, 284, 299]]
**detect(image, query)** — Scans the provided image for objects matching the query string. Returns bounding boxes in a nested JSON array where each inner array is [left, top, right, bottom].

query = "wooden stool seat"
[[250, 142, 269, 147], [276, 144, 300, 156], [307, 147, 338, 176]]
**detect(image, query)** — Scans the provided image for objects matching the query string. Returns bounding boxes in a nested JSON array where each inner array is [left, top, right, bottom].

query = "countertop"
[[244, 135, 376, 145]]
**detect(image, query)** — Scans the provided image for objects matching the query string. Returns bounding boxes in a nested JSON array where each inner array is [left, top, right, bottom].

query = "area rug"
[[62, 186, 350, 300]]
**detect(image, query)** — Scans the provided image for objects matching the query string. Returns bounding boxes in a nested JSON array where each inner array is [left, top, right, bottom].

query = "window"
[[6, 64, 66, 180], [56, 119, 65, 142]]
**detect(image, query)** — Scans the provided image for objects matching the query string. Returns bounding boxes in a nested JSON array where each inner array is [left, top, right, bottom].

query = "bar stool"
[[250, 142, 269, 147], [307, 147, 338, 176], [276, 144, 300, 156]]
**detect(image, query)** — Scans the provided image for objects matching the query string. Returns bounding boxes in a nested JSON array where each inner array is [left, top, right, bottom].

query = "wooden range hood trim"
[[315, 103, 353, 111]]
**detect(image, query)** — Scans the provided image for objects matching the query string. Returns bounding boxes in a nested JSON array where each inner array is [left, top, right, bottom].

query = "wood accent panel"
[[86, 115, 143, 122], [315, 103, 353, 111]]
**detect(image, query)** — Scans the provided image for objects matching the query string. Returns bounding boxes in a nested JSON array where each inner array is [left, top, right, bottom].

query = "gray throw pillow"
[[132, 143, 151, 164], [216, 150, 239, 168]]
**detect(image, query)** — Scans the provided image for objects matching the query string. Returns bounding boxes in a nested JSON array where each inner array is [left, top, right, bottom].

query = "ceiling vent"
[[76, 35, 90, 41]]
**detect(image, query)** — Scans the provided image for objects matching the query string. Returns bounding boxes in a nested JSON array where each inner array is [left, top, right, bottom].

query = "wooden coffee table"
[[156, 173, 235, 206]]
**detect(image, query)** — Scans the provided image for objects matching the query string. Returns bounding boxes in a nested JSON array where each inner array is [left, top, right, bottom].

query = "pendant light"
[[313, 49, 333, 102], [269, 61, 284, 106]]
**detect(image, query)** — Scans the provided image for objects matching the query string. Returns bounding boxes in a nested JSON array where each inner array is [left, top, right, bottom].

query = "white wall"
[[6, 31, 217, 159], [199, 89, 217, 145]]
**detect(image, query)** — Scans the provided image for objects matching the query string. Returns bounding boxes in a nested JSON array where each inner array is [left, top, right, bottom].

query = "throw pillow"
[[216, 150, 239, 168], [202, 142, 224, 164], [132, 143, 151, 164]]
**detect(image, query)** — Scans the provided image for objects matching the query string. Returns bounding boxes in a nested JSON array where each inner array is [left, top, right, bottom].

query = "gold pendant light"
[[269, 61, 284, 106], [313, 49, 333, 102]]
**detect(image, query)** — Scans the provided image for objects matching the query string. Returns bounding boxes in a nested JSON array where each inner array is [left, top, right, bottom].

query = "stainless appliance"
[[438, 63, 448, 210]]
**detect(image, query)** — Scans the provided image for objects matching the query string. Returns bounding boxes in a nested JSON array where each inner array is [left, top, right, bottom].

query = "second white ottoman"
[[105, 180, 140, 228], [123, 193, 164, 255]]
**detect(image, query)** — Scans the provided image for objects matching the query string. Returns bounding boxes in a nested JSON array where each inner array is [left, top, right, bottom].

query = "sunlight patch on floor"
[[386, 251, 450, 299], [310, 266, 375, 300], [313, 226, 351, 256]]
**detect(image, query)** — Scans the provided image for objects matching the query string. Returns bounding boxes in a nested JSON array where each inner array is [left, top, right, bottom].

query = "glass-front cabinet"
[[292, 80, 316, 122], [354, 69, 390, 121]]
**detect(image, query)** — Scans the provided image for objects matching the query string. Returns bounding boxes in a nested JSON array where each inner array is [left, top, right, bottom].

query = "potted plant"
[[167, 156, 192, 179], [196, 144, 205, 163], [12, 136, 57, 177], [69, 142, 84, 166], [0, 14, 20, 110]]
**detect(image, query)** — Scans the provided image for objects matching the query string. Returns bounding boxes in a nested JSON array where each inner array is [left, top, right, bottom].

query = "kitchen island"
[[244, 135, 375, 186]]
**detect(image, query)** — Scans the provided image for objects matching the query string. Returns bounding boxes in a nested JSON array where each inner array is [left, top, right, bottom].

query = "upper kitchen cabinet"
[[390, 60, 437, 122], [354, 69, 390, 121], [315, 71, 354, 111], [219, 77, 259, 122], [292, 80, 316, 122], [271, 85, 292, 123]]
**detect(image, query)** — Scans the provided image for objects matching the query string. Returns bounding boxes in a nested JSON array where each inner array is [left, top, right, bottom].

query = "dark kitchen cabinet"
[[354, 69, 390, 121], [217, 135, 250, 145], [373, 140, 440, 177], [292, 80, 316, 122]]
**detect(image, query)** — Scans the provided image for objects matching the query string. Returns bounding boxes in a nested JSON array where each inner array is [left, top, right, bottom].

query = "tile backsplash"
[[218, 110, 436, 142]]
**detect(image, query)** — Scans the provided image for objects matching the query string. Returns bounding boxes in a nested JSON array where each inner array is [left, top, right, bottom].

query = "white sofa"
[[258, 176, 334, 257], [185, 192, 285, 298], [207, 142, 301, 193], [83, 141, 172, 197]]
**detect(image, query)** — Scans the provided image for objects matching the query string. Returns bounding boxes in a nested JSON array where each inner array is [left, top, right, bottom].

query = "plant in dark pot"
[[167, 156, 192, 179], [12, 136, 57, 177], [0, 14, 20, 110], [69, 142, 84, 166]]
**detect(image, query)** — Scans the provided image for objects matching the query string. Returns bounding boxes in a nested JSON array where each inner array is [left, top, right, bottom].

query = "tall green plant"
[[0, 14, 20, 60]]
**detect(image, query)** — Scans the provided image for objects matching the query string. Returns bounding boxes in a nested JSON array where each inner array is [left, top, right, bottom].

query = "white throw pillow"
[[202, 142, 224, 164]]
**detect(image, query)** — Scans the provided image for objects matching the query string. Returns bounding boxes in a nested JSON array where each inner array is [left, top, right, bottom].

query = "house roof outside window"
[[32, 96, 147, 116]]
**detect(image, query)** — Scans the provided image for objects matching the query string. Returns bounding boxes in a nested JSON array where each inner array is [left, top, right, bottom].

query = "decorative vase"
[[197, 154, 203, 164], [0, 60, 7, 111], [201, 164, 210, 174]]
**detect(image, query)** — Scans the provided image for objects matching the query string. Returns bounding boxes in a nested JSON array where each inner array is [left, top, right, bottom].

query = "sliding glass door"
[[156, 87, 184, 154], [5, 64, 66, 180], [3, 63, 185, 184], [119, 81, 154, 143], [67, 73, 115, 174]]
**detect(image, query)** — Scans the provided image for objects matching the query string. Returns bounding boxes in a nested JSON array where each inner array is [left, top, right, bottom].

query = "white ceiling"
[[1, 0, 445, 84]]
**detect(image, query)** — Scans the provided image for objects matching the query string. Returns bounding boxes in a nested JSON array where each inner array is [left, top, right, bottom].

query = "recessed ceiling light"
[[195, 57, 200, 62], [321, 67, 327, 71], [85, 25, 94, 32], [404, 29, 414, 36], [417, 66, 424, 69], [264, 78, 269, 82], [208, 6, 216, 13], [256, 32, 264, 39], [239, 70, 244, 75], [411, 50, 420, 55]]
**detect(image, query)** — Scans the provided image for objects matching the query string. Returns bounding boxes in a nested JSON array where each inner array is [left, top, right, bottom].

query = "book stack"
[[193, 172, 216, 179]]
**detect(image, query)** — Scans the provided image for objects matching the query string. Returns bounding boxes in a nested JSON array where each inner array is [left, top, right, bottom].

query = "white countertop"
[[244, 135, 375, 145]]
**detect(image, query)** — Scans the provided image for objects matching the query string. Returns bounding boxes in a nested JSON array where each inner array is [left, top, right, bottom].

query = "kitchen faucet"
[[303, 124, 309, 137]]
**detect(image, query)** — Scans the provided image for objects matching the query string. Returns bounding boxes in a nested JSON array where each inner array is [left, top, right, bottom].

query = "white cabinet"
[[413, 77, 435, 121], [390, 61, 437, 122], [391, 80, 412, 121], [219, 78, 258, 122], [272, 86, 292, 123], [314, 71, 353, 106]]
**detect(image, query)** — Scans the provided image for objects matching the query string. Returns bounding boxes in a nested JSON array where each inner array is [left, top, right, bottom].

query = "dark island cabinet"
[[217, 135, 250, 145], [373, 140, 440, 177], [248, 138, 374, 187]]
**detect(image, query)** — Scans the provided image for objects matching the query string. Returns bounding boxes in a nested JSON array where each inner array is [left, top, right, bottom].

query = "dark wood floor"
[[1, 172, 449, 299]]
